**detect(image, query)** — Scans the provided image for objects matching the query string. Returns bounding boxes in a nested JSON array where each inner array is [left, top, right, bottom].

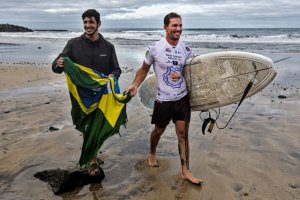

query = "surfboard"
[[138, 51, 277, 111]]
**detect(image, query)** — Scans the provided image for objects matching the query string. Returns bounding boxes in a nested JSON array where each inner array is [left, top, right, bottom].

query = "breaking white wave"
[[1, 28, 300, 44]]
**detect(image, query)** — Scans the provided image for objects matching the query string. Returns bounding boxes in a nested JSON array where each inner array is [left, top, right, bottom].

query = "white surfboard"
[[138, 51, 277, 111]]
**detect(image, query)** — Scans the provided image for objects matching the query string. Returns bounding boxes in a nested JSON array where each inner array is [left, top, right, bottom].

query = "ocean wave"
[[1, 29, 300, 44], [288, 34, 300, 38]]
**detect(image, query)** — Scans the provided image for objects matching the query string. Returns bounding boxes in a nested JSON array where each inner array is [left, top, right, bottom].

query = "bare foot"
[[181, 170, 203, 185], [88, 160, 100, 176], [148, 154, 159, 167]]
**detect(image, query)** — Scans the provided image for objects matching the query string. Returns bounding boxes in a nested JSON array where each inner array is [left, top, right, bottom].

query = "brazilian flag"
[[63, 57, 131, 166]]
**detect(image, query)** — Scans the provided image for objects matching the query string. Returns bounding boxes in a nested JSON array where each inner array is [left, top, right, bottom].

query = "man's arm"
[[127, 61, 151, 96], [52, 40, 73, 74], [52, 57, 64, 73]]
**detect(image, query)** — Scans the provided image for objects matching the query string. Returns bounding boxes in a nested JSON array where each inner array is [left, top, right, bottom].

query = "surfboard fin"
[[202, 118, 216, 135]]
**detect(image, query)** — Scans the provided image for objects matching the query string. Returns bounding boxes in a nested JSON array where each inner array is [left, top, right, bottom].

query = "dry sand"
[[0, 61, 299, 200]]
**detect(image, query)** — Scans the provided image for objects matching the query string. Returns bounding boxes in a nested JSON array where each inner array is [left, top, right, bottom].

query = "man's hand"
[[56, 57, 64, 68], [127, 85, 138, 97]]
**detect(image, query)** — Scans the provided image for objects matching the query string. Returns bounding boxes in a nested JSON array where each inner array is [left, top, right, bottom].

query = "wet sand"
[[0, 56, 300, 199]]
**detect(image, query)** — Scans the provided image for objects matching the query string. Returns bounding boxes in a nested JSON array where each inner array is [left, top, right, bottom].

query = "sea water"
[[0, 28, 300, 65]]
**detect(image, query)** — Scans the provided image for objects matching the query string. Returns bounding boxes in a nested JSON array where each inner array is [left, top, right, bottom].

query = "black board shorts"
[[151, 95, 191, 128]]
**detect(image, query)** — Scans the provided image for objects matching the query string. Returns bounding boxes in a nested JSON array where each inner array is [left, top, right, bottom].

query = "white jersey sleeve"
[[144, 43, 156, 65]]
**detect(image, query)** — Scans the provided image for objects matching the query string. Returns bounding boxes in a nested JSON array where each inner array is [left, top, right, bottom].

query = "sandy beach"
[[0, 50, 299, 200]]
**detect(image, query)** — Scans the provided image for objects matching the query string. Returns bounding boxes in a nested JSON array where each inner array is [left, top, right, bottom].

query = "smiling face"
[[164, 17, 182, 44], [83, 16, 100, 37]]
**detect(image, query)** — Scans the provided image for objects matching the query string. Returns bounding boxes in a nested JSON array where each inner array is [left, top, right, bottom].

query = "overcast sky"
[[1, 0, 300, 29]]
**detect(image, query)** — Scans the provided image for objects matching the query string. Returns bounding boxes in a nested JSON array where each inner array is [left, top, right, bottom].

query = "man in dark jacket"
[[52, 9, 121, 176], [52, 9, 121, 78]]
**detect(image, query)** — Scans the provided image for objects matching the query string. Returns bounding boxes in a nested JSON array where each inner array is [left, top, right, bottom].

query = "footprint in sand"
[[135, 158, 170, 173], [288, 151, 300, 161], [207, 152, 228, 175], [231, 182, 243, 192], [289, 183, 300, 189]]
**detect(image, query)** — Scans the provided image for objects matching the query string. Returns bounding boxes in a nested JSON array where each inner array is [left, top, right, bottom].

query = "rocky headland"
[[0, 24, 33, 32]]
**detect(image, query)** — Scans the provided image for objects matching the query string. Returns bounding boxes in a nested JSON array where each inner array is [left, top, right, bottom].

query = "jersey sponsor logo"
[[163, 66, 184, 89]]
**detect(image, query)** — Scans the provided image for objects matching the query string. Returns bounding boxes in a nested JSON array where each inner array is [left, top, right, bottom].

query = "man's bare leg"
[[176, 121, 203, 185], [149, 125, 165, 167]]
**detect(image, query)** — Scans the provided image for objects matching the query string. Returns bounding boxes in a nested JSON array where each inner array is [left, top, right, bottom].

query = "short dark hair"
[[82, 9, 100, 23], [164, 12, 181, 26]]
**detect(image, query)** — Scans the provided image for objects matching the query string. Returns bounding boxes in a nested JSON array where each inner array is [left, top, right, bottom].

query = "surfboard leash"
[[211, 57, 285, 131], [273, 57, 291, 63], [201, 64, 259, 134], [216, 68, 258, 130]]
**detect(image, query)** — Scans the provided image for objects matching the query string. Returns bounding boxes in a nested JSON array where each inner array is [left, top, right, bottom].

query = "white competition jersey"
[[144, 38, 193, 101]]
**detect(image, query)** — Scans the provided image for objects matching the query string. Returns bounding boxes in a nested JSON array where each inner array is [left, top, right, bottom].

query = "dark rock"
[[49, 126, 59, 131], [0, 24, 33, 32], [34, 168, 105, 195], [278, 95, 287, 99]]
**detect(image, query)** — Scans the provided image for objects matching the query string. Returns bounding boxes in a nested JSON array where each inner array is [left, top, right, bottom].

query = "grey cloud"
[[0, 0, 299, 29]]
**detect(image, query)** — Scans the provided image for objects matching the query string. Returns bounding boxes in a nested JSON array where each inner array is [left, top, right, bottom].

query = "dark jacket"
[[52, 33, 121, 78]]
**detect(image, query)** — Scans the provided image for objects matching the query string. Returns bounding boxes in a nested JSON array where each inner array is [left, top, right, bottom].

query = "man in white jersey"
[[127, 12, 202, 185]]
